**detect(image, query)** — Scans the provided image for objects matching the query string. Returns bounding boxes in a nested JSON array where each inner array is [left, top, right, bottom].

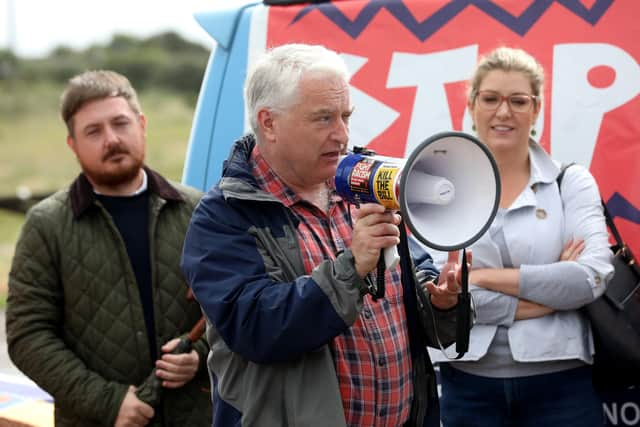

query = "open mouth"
[[322, 150, 341, 159]]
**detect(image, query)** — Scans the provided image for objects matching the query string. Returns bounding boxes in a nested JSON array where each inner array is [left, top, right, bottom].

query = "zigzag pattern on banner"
[[607, 193, 640, 226], [291, 0, 614, 40]]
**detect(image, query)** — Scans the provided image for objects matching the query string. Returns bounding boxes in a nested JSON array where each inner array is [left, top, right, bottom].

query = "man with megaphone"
[[181, 43, 469, 427]]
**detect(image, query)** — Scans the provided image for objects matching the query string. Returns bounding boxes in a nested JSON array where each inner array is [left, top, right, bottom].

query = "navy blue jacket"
[[181, 135, 457, 426]]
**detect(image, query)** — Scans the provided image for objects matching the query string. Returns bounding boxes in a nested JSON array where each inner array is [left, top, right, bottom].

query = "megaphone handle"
[[384, 246, 401, 270], [455, 248, 471, 356]]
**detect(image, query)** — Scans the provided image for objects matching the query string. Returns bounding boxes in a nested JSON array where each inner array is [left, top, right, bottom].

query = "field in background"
[[0, 81, 198, 307]]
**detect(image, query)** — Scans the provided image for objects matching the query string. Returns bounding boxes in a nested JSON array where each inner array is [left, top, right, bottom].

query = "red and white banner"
[[257, 0, 640, 254]]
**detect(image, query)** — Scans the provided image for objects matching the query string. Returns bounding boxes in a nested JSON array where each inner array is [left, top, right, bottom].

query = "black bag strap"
[[398, 220, 470, 360], [557, 163, 625, 250], [601, 202, 625, 250]]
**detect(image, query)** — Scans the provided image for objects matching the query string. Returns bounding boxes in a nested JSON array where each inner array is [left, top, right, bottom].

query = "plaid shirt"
[[251, 146, 412, 426]]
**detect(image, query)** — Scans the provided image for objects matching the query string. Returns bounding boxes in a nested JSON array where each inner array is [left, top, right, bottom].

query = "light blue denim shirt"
[[429, 140, 614, 364]]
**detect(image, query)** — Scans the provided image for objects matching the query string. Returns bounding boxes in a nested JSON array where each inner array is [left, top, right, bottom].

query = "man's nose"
[[103, 125, 119, 145], [332, 118, 349, 143]]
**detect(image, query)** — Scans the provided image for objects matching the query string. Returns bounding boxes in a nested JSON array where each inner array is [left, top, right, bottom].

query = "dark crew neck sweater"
[[96, 191, 157, 361]]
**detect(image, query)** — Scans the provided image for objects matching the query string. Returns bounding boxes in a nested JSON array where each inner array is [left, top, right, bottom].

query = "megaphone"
[[335, 131, 501, 355], [335, 131, 500, 254]]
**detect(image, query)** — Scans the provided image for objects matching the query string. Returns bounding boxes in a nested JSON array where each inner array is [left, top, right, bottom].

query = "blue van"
[[183, 2, 640, 425]]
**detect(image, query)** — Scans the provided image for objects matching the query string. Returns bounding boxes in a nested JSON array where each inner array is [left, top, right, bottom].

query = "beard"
[[80, 145, 145, 188]]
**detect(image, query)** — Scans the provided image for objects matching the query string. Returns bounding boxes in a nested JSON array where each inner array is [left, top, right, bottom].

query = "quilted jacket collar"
[[70, 166, 183, 218]]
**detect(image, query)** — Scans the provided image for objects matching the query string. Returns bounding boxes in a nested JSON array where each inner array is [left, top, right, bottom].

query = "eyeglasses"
[[475, 90, 538, 113]]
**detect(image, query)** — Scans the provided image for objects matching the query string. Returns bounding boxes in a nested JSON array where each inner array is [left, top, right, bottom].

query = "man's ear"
[[66, 135, 77, 154], [139, 113, 147, 133], [257, 108, 276, 143]]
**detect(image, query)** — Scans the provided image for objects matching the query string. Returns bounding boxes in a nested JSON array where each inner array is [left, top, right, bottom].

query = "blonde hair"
[[468, 47, 544, 104]]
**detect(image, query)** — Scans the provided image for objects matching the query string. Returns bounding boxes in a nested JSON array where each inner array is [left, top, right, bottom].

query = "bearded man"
[[6, 70, 211, 427]]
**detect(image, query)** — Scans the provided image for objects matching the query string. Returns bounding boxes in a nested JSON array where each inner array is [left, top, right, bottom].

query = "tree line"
[[0, 31, 210, 99]]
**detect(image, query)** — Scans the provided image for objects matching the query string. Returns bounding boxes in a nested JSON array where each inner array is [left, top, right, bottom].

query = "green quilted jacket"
[[6, 168, 212, 427]]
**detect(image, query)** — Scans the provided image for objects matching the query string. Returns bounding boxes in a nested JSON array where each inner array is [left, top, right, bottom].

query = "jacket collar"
[[70, 166, 183, 218], [508, 140, 561, 210], [527, 139, 561, 188], [222, 134, 259, 182]]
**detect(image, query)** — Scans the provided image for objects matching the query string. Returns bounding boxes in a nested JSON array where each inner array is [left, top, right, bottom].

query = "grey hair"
[[468, 46, 545, 105], [244, 43, 350, 134]]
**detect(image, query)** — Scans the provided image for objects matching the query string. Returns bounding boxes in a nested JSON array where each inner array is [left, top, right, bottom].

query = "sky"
[[0, 0, 253, 58]]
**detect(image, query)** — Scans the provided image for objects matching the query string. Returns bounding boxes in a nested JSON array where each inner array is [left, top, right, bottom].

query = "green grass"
[[0, 81, 197, 304]]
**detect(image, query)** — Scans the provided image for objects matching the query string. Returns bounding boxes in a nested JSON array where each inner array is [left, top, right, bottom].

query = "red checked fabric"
[[251, 146, 412, 426]]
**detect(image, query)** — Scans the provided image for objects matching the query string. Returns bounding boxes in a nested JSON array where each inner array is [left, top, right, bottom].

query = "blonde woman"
[[434, 47, 614, 426]]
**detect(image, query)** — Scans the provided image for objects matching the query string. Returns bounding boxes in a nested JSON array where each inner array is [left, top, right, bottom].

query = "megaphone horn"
[[335, 131, 500, 252], [400, 131, 501, 251]]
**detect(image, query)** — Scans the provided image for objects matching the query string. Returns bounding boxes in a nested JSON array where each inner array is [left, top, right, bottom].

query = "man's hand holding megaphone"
[[421, 250, 473, 311], [351, 202, 471, 311], [350, 203, 401, 278]]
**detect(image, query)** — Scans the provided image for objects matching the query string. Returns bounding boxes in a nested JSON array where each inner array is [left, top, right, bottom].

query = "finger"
[[161, 337, 180, 353], [158, 354, 197, 371], [162, 379, 187, 389], [565, 246, 578, 260], [445, 270, 460, 293], [127, 409, 151, 427], [156, 361, 190, 377], [465, 249, 473, 267], [447, 250, 459, 264], [353, 203, 387, 220], [158, 369, 190, 381], [562, 239, 584, 259], [438, 262, 454, 285], [425, 281, 448, 296], [568, 240, 586, 260], [137, 402, 155, 420], [156, 368, 192, 387], [392, 212, 401, 225], [425, 281, 439, 295], [369, 222, 400, 238], [425, 282, 458, 310], [159, 351, 186, 363], [357, 211, 400, 227], [562, 239, 574, 251]]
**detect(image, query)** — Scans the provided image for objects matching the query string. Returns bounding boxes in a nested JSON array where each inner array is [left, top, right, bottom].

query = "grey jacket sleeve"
[[519, 165, 614, 310]]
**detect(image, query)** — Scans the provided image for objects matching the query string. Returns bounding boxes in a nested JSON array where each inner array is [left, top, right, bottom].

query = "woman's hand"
[[560, 238, 585, 262]]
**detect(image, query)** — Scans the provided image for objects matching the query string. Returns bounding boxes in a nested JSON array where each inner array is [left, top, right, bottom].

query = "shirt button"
[[535, 208, 547, 219], [595, 276, 601, 285], [378, 357, 385, 366], [363, 308, 372, 319]]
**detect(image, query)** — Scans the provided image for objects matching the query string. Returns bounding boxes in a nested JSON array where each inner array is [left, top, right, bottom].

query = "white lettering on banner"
[[552, 43, 640, 168], [341, 53, 400, 149], [604, 401, 640, 426], [342, 44, 638, 164], [386, 45, 478, 157]]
